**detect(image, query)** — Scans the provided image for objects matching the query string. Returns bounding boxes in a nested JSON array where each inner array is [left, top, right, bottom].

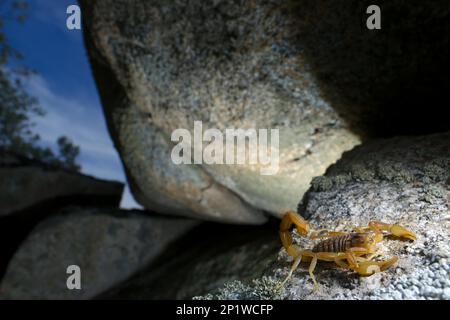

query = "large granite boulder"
[[79, 0, 450, 223], [79, 0, 365, 223], [0, 207, 198, 299]]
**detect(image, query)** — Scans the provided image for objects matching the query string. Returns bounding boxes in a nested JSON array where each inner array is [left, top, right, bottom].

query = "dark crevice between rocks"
[[285, 0, 450, 138], [0, 194, 122, 282]]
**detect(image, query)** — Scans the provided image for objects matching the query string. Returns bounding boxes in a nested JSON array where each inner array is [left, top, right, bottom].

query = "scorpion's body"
[[278, 211, 417, 290], [312, 233, 365, 253]]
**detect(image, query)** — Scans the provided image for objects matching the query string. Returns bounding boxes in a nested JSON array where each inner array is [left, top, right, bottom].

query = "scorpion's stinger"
[[280, 211, 310, 236]]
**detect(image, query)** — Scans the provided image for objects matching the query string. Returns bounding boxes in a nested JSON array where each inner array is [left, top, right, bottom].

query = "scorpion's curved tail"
[[279, 211, 310, 257]]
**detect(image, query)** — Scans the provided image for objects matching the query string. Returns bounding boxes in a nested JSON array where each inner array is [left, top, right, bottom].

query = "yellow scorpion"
[[279, 211, 417, 289]]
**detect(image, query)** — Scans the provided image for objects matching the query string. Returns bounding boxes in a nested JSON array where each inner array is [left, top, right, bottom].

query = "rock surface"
[[0, 151, 124, 217], [0, 207, 198, 299], [142, 132, 448, 300]]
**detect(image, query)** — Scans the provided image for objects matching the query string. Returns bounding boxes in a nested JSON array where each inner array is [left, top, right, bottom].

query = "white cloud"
[[24, 74, 142, 210]]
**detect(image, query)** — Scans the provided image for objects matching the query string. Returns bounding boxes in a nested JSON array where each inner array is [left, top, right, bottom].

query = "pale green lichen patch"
[[194, 276, 283, 300]]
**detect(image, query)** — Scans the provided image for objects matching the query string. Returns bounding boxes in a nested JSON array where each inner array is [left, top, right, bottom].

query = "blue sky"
[[4, 0, 140, 208]]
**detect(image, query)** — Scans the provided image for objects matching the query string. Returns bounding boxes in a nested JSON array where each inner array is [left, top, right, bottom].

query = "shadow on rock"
[[286, 0, 450, 136]]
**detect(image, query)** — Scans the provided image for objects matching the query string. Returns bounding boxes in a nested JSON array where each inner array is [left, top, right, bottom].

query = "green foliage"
[[56, 136, 81, 171], [0, 0, 81, 171]]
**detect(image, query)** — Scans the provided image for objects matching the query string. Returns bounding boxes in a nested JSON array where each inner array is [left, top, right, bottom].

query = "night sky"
[[5, 0, 139, 208]]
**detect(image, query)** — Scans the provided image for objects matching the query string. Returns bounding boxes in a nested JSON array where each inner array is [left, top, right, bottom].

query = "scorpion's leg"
[[279, 253, 303, 288], [278, 248, 310, 289], [305, 251, 338, 290], [280, 250, 325, 290], [345, 247, 370, 269], [309, 255, 318, 290], [334, 253, 376, 270], [334, 253, 350, 269], [334, 249, 369, 270], [366, 252, 383, 261]]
